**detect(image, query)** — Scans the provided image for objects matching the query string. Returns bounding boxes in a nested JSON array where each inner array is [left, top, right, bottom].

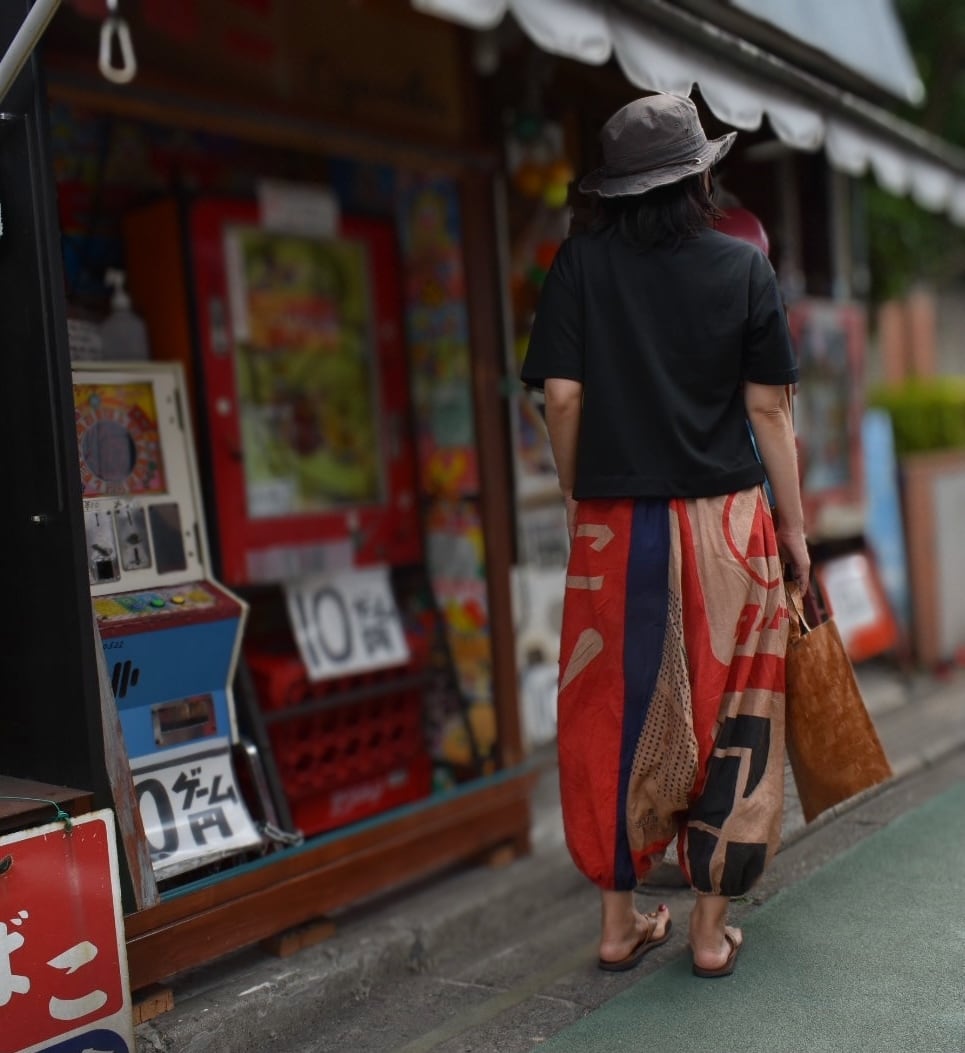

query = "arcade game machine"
[[73, 361, 263, 882], [125, 197, 446, 839]]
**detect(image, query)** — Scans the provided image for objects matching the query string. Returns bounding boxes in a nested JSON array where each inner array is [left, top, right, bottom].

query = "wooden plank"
[[481, 842, 522, 870], [125, 771, 534, 988], [91, 614, 160, 911], [45, 76, 495, 177], [261, 917, 336, 959], [0, 777, 92, 833], [131, 985, 174, 1026], [461, 170, 525, 768], [125, 769, 532, 934]]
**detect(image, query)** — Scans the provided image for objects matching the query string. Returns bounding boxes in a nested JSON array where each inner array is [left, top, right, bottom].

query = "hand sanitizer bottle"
[[99, 268, 150, 361]]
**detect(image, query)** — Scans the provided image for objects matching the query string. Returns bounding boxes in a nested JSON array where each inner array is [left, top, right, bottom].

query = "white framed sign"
[[285, 565, 410, 682], [131, 739, 262, 880]]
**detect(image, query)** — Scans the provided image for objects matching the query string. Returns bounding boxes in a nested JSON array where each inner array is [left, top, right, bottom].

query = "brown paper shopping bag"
[[784, 583, 893, 822]]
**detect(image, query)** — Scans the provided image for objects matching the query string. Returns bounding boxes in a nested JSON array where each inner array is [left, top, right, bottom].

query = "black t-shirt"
[[520, 225, 799, 500]]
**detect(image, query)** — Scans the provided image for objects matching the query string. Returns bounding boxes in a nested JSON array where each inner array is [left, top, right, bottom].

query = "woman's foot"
[[689, 892, 743, 976], [690, 922, 743, 975], [598, 904, 672, 971]]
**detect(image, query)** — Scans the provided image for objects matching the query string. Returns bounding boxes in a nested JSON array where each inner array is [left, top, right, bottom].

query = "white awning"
[[412, 0, 965, 225], [729, 0, 925, 106]]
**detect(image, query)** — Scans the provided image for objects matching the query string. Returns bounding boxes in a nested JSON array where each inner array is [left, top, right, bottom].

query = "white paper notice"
[[131, 739, 263, 880], [285, 565, 411, 682], [257, 180, 339, 237]]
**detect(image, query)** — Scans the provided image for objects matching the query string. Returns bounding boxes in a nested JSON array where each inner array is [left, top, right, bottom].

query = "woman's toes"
[[637, 903, 671, 940]]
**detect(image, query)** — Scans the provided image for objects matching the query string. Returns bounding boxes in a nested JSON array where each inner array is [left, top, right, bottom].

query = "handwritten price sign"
[[131, 740, 263, 881], [285, 566, 410, 682]]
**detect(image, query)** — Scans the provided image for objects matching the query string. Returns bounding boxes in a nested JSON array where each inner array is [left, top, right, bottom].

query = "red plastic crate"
[[267, 690, 425, 794], [246, 645, 431, 835], [290, 753, 433, 835]]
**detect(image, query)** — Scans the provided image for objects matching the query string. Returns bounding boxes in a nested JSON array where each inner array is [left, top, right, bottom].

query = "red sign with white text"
[[0, 811, 132, 1053]]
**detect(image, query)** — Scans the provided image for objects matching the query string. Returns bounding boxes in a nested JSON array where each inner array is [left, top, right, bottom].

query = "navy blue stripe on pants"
[[613, 498, 670, 889]]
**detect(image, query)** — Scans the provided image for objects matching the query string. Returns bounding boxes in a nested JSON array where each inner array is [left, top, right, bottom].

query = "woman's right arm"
[[544, 377, 584, 541], [744, 381, 810, 592]]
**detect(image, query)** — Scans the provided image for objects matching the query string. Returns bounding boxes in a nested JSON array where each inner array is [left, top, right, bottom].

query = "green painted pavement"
[[536, 783, 965, 1053]]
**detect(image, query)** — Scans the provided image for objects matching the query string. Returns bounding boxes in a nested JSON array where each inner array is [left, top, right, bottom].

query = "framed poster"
[[816, 551, 900, 663], [191, 201, 422, 584], [787, 300, 866, 539]]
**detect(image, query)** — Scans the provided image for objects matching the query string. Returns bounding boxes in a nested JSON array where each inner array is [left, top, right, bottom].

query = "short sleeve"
[[743, 251, 799, 385], [520, 239, 584, 390]]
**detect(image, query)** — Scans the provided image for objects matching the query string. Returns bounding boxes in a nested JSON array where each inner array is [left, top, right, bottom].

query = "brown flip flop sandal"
[[692, 931, 741, 978], [598, 917, 673, 973]]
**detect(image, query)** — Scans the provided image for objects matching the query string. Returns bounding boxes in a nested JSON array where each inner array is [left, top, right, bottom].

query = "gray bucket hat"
[[579, 93, 737, 198]]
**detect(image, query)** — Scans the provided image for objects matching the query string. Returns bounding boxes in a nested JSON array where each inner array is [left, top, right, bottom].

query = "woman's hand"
[[778, 527, 811, 594], [564, 494, 579, 543]]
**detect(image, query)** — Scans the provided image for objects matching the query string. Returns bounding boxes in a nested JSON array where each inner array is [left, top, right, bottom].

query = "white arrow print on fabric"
[[575, 523, 615, 551], [559, 629, 604, 692], [567, 522, 614, 589]]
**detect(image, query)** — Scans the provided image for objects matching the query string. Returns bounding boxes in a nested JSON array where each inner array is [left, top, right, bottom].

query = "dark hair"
[[570, 174, 722, 248]]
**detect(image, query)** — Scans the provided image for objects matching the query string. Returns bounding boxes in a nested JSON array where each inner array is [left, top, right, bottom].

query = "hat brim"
[[578, 130, 737, 198]]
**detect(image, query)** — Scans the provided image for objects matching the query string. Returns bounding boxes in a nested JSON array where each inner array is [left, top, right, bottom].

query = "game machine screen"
[[74, 363, 262, 881]]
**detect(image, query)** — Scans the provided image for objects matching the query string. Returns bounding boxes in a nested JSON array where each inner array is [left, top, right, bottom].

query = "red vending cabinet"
[[189, 200, 422, 582], [129, 199, 433, 837]]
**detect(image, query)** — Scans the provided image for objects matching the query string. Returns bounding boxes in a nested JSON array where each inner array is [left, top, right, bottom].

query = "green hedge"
[[869, 378, 965, 456]]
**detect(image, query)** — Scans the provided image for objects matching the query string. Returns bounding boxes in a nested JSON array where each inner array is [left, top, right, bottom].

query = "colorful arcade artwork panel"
[[75, 381, 166, 499], [224, 229, 383, 519]]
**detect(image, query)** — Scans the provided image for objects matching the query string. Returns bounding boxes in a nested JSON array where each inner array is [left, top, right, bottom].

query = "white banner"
[[285, 565, 410, 682], [131, 740, 262, 880]]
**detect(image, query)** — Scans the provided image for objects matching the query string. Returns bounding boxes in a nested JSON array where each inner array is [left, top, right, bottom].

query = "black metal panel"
[[0, 2, 108, 801]]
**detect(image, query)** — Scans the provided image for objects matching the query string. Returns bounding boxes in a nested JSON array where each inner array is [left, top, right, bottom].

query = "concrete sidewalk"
[[134, 662, 965, 1052], [537, 773, 965, 1053]]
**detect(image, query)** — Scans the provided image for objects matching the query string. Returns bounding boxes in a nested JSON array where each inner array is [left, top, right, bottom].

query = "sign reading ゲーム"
[[0, 810, 133, 1053]]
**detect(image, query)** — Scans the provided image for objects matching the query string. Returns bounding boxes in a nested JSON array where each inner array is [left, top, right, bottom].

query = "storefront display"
[[0, 0, 532, 990]]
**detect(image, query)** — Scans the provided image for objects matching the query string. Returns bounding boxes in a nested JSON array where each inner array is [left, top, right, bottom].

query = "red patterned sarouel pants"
[[557, 487, 788, 896]]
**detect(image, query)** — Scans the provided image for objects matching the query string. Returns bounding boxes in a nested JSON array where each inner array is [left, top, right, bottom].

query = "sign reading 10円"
[[0, 810, 133, 1053], [285, 566, 410, 682]]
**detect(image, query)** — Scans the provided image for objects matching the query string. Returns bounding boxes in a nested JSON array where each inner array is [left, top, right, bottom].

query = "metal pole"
[[0, 0, 62, 108]]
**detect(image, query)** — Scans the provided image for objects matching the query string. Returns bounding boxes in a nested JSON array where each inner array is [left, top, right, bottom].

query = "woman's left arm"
[[544, 377, 583, 540]]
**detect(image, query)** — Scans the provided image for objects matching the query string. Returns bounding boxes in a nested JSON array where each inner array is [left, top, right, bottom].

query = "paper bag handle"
[[786, 581, 813, 636]]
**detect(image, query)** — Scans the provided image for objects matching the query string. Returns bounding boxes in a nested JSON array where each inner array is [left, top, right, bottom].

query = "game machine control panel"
[[74, 362, 263, 883]]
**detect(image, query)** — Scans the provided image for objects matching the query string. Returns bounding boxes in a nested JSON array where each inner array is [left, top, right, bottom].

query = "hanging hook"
[[98, 0, 137, 85]]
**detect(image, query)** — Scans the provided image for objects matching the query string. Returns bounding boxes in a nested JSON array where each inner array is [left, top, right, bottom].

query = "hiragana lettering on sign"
[[0, 810, 133, 1053]]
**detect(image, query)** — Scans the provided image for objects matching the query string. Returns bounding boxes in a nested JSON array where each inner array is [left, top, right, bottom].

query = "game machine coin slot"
[[129, 198, 438, 837], [73, 362, 264, 883]]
